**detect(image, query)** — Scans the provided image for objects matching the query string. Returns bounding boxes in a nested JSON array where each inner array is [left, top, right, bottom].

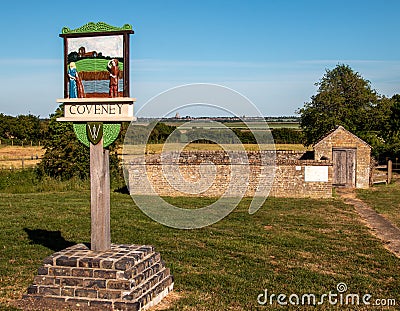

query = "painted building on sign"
[[64, 32, 126, 98]]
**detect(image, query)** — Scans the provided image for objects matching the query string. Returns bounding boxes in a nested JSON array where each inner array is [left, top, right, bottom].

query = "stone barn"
[[313, 126, 371, 189]]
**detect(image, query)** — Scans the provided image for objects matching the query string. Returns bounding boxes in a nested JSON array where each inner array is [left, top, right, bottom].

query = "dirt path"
[[337, 188, 400, 258]]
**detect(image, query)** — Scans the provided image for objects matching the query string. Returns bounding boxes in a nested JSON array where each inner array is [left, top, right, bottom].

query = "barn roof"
[[313, 125, 372, 149]]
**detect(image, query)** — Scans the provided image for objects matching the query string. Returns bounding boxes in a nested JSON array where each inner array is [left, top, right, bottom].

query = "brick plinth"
[[24, 244, 174, 310]]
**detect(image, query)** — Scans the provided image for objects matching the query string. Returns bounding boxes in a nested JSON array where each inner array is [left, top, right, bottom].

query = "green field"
[[163, 121, 300, 129], [121, 143, 309, 156], [75, 58, 124, 72], [0, 170, 399, 310]]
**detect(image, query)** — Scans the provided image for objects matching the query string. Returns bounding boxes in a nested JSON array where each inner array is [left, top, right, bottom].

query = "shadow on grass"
[[23, 228, 76, 252], [114, 185, 130, 194]]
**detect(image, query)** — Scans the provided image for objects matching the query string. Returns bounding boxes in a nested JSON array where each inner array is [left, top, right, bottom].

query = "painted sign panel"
[[60, 22, 134, 99], [67, 35, 124, 98], [304, 166, 329, 182]]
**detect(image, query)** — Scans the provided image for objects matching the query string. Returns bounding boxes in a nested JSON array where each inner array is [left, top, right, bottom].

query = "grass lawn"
[[0, 179, 399, 310], [357, 180, 400, 229]]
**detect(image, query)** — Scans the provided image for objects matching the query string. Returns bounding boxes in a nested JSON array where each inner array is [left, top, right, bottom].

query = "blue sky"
[[1, 0, 400, 117]]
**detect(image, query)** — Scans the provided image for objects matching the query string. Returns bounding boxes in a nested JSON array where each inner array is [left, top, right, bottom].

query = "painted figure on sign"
[[68, 62, 85, 98], [68, 62, 78, 98], [107, 59, 119, 97]]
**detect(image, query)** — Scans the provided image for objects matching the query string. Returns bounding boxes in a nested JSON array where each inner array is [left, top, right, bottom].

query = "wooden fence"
[[0, 140, 42, 147], [0, 156, 42, 170], [371, 160, 393, 185]]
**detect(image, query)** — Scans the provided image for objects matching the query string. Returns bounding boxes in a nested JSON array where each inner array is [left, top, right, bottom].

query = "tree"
[[37, 105, 120, 180], [389, 94, 400, 137], [378, 94, 400, 158], [15, 114, 41, 142], [0, 113, 16, 140], [37, 106, 90, 180], [271, 128, 304, 144], [147, 122, 177, 143], [0, 113, 42, 144], [298, 64, 387, 147]]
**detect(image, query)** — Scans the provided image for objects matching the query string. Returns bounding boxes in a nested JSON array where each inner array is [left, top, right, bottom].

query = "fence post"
[[388, 160, 393, 184], [90, 138, 111, 251], [21, 158, 24, 169]]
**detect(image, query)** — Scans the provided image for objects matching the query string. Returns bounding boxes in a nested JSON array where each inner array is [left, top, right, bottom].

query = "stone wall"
[[127, 151, 332, 199], [268, 162, 332, 198]]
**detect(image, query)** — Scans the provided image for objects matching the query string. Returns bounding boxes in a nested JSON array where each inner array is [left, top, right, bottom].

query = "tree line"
[[122, 122, 304, 145], [0, 114, 48, 145]]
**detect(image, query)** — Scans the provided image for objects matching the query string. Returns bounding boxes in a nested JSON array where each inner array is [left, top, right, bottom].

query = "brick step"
[[122, 267, 172, 301], [123, 274, 174, 311], [24, 269, 174, 311], [28, 254, 166, 298], [23, 244, 174, 310], [42, 244, 156, 271]]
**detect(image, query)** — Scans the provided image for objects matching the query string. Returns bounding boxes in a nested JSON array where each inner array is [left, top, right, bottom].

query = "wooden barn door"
[[332, 148, 356, 187]]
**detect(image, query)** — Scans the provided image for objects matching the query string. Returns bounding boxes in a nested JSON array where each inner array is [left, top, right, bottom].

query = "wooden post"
[[388, 160, 393, 184], [90, 138, 111, 251]]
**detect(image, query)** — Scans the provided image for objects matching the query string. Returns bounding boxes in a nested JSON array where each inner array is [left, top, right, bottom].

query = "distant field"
[[121, 143, 309, 157], [157, 143, 308, 152], [0, 146, 45, 169], [162, 121, 300, 129]]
